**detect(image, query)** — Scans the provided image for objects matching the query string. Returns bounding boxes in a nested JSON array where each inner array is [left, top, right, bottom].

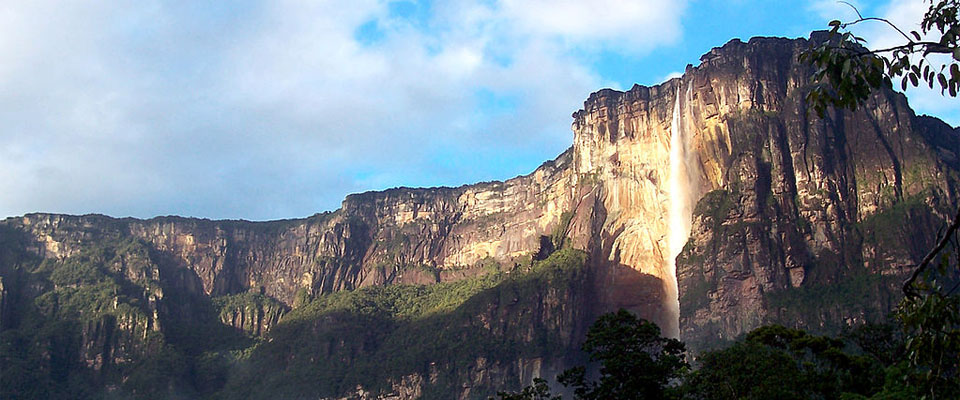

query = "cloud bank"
[[8, 1, 954, 221], [0, 0, 688, 220]]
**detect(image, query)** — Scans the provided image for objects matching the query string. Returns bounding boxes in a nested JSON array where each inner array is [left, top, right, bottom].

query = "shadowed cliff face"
[[672, 36, 959, 351], [567, 35, 959, 351], [2, 33, 960, 398]]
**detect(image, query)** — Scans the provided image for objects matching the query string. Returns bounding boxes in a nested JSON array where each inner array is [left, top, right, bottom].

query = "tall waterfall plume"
[[665, 81, 694, 338]]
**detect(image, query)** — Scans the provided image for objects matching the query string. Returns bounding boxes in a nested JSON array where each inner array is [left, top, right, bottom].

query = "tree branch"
[[832, 3, 955, 56], [822, 41, 953, 59], [838, 1, 863, 20], [904, 205, 960, 298], [842, 16, 916, 43]]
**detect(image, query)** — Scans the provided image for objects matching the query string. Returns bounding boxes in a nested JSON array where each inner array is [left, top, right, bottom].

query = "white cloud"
[[499, 0, 687, 51], [0, 0, 689, 220], [661, 71, 684, 82]]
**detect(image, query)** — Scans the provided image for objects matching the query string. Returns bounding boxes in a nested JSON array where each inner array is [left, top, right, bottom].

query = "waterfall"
[[665, 81, 692, 338]]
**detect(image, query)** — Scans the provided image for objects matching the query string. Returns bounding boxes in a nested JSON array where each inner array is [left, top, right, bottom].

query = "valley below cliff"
[[2, 32, 959, 399]]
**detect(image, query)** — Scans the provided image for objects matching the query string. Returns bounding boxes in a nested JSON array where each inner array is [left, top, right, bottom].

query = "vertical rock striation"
[[561, 33, 959, 351], [677, 35, 958, 350]]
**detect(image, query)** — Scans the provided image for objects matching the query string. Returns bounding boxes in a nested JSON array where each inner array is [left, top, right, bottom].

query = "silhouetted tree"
[[682, 325, 882, 399], [494, 309, 687, 400]]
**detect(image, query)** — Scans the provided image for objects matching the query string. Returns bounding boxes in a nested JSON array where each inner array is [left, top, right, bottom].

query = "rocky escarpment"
[[673, 35, 957, 351], [3, 148, 579, 308], [0, 151, 594, 398], [568, 34, 959, 352], [2, 32, 959, 398]]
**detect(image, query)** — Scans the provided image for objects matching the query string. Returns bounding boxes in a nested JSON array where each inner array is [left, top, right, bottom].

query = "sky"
[[1, 0, 957, 221]]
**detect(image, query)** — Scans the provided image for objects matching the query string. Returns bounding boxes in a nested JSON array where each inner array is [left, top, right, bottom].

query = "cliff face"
[[673, 37, 959, 351], [1, 33, 959, 398], [5, 149, 578, 308], [0, 150, 590, 398], [565, 35, 959, 351], [224, 249, 592, 400]]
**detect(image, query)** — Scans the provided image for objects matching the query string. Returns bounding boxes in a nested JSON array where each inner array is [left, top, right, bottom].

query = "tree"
[[894, 265, 960, 399], [494, 309, 688, 400], [496, 378, 561, 400], [802, 0, 959, 117], [558, 309, 688, 400], [682, 325, 882, 400], [681, 338, 806, 400]]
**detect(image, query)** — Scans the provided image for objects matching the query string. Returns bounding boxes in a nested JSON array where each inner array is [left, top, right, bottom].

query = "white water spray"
[[665, 82, 693, 338]]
